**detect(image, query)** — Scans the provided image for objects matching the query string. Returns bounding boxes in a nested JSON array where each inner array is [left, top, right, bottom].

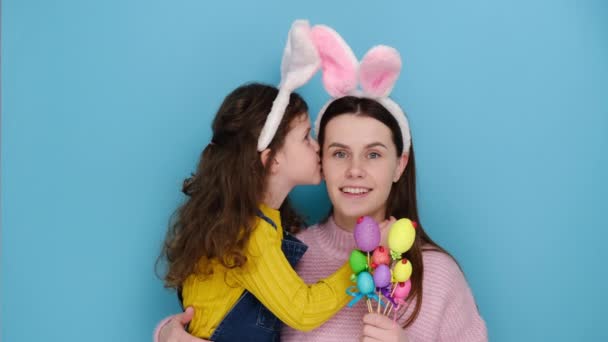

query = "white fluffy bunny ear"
[[310, 25, 358, 98], [359, 45, 401, 98], [279, 20, 321, 91], [258, 20, 320, 151]]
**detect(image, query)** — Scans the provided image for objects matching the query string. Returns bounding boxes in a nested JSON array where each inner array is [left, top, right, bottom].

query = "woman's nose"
[[346, 158, 365, 178]]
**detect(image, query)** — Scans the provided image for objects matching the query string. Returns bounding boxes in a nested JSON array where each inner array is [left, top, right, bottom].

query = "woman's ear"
[[393, 153, 409, 182]]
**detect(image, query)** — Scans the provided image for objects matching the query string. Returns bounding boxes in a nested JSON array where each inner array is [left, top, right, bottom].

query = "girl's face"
[[274, 114, 321, 187], [322, 114, 407, 228]]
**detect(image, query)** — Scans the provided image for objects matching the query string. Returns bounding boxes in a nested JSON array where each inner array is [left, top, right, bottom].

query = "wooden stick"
[[377, 290, 382, 313], [390, 284, 398, 296], [383, 302, 392, 316]]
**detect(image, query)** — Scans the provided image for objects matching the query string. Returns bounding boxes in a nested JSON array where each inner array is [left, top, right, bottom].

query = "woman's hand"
[[158, 307, 210, 342], [361, 313, 409, 342]]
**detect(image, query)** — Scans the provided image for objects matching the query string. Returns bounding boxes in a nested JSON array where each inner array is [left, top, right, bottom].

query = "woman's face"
[[321, 114, 407, 228]]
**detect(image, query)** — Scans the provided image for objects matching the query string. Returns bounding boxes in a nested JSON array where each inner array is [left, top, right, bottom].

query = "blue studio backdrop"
[[2, 1, 607, 341]]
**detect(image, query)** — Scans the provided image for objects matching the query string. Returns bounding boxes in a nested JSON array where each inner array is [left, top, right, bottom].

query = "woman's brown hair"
[[159, 83, 307, 289], [317, 96, 454, 328]]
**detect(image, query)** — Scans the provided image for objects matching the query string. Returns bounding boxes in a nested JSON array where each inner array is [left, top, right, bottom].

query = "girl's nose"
[[312, 139, 320, 152]]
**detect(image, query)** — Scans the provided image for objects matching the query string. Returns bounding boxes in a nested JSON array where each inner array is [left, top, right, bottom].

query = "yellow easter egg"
[[392, 258, 413, 282], [388, 218, 416, 254]]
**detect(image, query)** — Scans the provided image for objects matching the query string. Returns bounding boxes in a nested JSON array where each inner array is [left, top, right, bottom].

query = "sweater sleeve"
[[153, 316, 172, 342], [437, 262, 488, 342], [231, 224, 352, 332]]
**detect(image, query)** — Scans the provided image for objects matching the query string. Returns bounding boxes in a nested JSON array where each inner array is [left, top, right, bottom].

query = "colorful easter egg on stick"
[[349, 250, 368, 274], [373, 264, 392, 289], [388, 218, 416, 259], [356, 271, 376, 294], [354, 216, 380, 252], [392, 258, 413, 282], [387, 280, 412, 318], [371, 246, 390, 268], [393, 280, 412, 302]]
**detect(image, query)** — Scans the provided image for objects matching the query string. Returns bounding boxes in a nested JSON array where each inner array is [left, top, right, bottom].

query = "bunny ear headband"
[[257, 20, 321, 151], [311, 25, 411, 155], [257, 21, 410, 154]]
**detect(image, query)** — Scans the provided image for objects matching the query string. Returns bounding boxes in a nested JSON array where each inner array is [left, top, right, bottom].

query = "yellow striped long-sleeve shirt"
[[182, 204, 352, 338]]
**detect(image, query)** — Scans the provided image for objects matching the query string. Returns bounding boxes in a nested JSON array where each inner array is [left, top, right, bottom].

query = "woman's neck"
[[333, 210, 386, 232]]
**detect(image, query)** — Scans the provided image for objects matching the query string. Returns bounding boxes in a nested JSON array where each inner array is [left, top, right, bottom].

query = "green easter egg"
[[349, 250, 368, 274]]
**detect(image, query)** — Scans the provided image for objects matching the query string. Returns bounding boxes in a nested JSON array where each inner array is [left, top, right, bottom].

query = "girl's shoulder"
[[247, 216, 284, 252]]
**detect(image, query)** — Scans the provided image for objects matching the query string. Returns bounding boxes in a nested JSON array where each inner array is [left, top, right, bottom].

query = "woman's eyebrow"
[[327, 142, 388, 149], [366, 142, 389, 150], [327, 142, 349, 149]]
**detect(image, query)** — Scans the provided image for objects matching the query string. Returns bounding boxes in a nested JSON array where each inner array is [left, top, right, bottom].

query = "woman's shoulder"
[[420, 248, 469, 295], [421, 248, 460, 270]]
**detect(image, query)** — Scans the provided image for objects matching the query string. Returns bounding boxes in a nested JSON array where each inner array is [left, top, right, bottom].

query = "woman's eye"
[[368, 152, 381, 159], [333, 151, 347, 159]]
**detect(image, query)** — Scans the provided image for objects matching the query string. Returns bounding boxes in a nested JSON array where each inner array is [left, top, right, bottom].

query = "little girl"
[[158, 21, 351, 341]]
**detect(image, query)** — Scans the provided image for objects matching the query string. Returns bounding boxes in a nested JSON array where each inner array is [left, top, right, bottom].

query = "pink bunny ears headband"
[[312, 25, 411, 155], [258, 21, 411, 155]]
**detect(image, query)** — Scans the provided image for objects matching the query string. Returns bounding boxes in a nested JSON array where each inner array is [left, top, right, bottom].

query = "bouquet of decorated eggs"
[[346, 216, 416, 319]]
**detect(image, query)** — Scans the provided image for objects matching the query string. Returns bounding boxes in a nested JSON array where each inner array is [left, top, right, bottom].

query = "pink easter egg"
[[354, 216, 380, 252], [393, 280, 412, 300]]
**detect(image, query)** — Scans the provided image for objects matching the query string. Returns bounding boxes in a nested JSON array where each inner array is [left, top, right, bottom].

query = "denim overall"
[[180, 211, 308, 342]]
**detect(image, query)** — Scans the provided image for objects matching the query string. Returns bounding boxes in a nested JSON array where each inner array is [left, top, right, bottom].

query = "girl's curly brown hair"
[[158, 83, 307, 289]]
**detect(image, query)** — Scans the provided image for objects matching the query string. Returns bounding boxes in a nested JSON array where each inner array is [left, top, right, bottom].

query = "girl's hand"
[[158, 307, 210, 342], [361, 313, 409, 342]]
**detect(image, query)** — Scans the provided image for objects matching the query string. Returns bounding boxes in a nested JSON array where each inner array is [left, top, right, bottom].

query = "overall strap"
[[256, 210, 278, 230]]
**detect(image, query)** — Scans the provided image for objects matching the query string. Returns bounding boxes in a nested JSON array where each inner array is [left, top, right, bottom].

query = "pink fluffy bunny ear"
[[359, 45, 401, 98], [310, 25, 358, 97]]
